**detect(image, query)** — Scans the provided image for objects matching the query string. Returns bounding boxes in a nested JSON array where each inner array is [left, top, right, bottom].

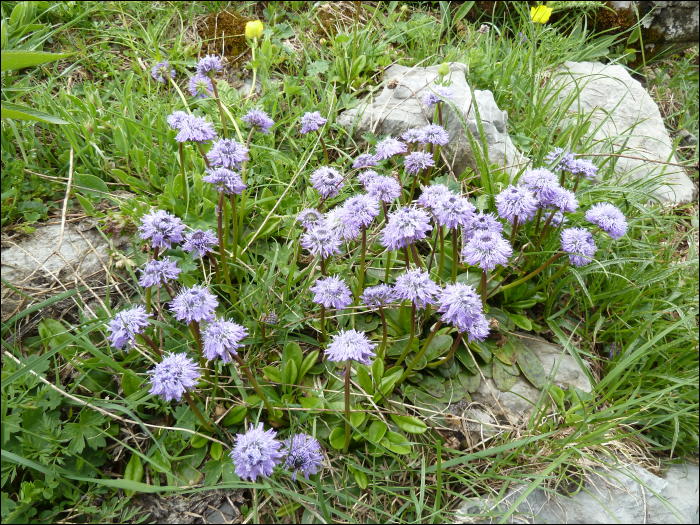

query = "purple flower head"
[[339, 194, 380, 229], [310, 166, 344, 200], [465, 212, 504, 241], [170, 284, 219, 324], [546, 186, 578, 213], [151, 60, 174, 84], [375, 137, 407, 161], [325, 208, 361, 242], [462, 230, 512, 272], [495, 185, 538, 224], [404, 151, 435, 176], [242, 109, 274, 134], [147, 352, 200, 402], [357, 169, 379, 187], [202, 167, 247, 195], [207, 138, 249, 169], [282, 434, 323, 481], [352, 153, 378, 169], [401, 128, 425, 143], [139, 209, 186, 249], [394, 268, 441, 308], [175, 115, 217, 143], [569, 158, 598, 180], [182, 229, 218, 257], [521, 167, 559, 206], [561, 227, 597, 267], [297, 208, 325, 230], [434, 194, 476, 229], [381, 206, 433, 251], [423, 86, 454, 107], [167, 111, 189, 130], [139, 258, 181, 288], [367, 175, 402, 203], [202, 319, 248, 363], [300, 111, 328, 134], [189, 73, 213, 98], [361, 284, 397, 308], [310, 275, 352, 309], [196, 54, 223, 76], [419, 124, 450, 146], [417, 184, 453, 212], [301, 224, 342, 258], [230, 423, 283, 481], [545, 147, 576, 171], [437, 283, 490, 341], [585, 202, 627, 239], [550, 211, 567, 227], [108, 305, 151, 350], [325, 329, 377, 365]]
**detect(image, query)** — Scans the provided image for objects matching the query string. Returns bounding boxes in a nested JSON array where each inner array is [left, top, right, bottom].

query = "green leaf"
[[423, 335, 453, 362], [263, 366, 282, 383], [329, 427, 346, 450], [283, 342, 303, 371], [493, 360, 517, 391], [390, 414, 427, 434], [298, 350, 319, 381], [123, 453, 144, 497], [283, 359, 298, 386], [492, 340, 518, 365], [419, 376, 446, 399], [349, 466, 368, 490], [381, 431, 411, 454], [627, 26, 641, 45], [276, 503, 302, 518], [1, 102, 68, 124], [513, 340, 547, 389], [121, 370, 142, 398], [210, 442, 223, 461], [507, 312, 532, 331], [190, 433, 210, 449], [367, 420, 387, 444], [298, 396, 322, 409], [148, 449, 171, 473], [63, 409, 106, 454], [1, 50, 74, 72], [221, 406, 247, 427], [75, 173, 109, 195], [356, 365, 374, 394], [458, 370, 481, 392], [372, 356, 384, 383], [75, 194, 96, 215]]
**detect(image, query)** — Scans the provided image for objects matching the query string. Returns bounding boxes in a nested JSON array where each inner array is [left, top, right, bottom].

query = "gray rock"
[[337, 63, 528, 179], [550, 61, 697, 206], [464, 334, 591, 439], [680, 129, 698, 147], [456, 461, 699, 524], [205, 501, 241, 524]]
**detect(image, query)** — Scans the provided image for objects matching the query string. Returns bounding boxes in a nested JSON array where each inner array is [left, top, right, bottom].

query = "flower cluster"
[[325, 329, 377, 366], [310, 166, 344, 200], [381, 206, 433, 251], [139, 209, 186, 249], [310, 275, 352, 309], [148, 352, 201, 402], [202, 167, 247, 195], [300, 111, 327, 134], [207, 138, 249, 169], [202, 319, 247, 363], [182, 229, 218, 257], [437, 283, 490, 341], [139, 257, 181, 288], [151, 60, 175, 84], [108, 305, 151, 350], [394, 269, 441, 308]]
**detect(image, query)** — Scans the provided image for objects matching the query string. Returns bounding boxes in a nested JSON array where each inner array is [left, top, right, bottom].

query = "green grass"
[[1, 1, 698, 523]]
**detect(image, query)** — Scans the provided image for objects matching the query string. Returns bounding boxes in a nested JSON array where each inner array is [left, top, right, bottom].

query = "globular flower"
[[151, 60, 174, 84], [545, 147, 576, 171], [357, 169, 379, 187], [202, 167, 247, 195], [108, 305, 151, 350], [167, 111, 189, 130], [170, 284, 219, 324], [531, 4, 553, 23], [230, 423, 283, 481], [282, 434, 323, 481], [394, 268, 441, 308], [139, 209, 186, 249], [423, 86, 454, 107], [196, 54, 223, 76], [361, 284, 397, 308], [381, 206, 433, 251], [586, 202, 627, 239], [310, 166, 344, 200], [437, 283, 490, 341], [366, 175, 402, 203], [147, 352, 200, 402], [245, 20, 264, 39], [175, 115, 217, 143], [325, 329, 377, 365], [325, 208, 361, 242], [462, 230, 512, 272], [375, 136, 407, 160], [404, 151, 435, 175], [495, 185, 538, 224], [550, 211, 567, 227], [352, 153, 378, 169], [419, 124, 450, 146], [568, 158, 598, 180], [338, 194, 380, 229], [182, 229, 218, 257], [310, 275, 353, 309], [301, 224, 342, 258], [202, 319, 248, 363], [139, 257, 181, 288], [561, 227, 597, 267], [434, 194, 476, 229], [464, 212, 504, 240], [546, 186, 578, 213], [207, 138, 249, 169], [401, 128, 425, 143], [417, 184, 452, 212], [242, 109, 274, 134], [189, 73, 213, 98], [521, 167, 560, 207], [297, 208, 325, 230], [300, 111, 327, 134]]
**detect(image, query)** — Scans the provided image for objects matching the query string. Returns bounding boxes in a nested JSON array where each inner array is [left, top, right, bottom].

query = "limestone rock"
[[457, 461, 699, 524], [550, 61, 697, 205], [337, 63, 528, 179]]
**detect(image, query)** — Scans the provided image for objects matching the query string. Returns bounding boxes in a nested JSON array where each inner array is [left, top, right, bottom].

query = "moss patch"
[[198, 9, 253, 68]]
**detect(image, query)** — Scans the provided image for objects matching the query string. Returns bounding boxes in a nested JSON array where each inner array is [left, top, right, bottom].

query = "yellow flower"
[[245, 20, 264, 39], [530, 5, 553, 24]]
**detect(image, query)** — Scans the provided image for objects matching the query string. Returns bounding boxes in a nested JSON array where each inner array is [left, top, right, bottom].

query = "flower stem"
[[145, 286, 152, 314], [521, 259, 570, 299], [492, 252, 564, 297], [206, 253, 222, 285], [139, 332, 162, 358], [395, 303, 416, 366], [189, 321, 210, 380], [355, 226, 367, 305], [396, 320, 443, 387], [230, 194, 238, 270], [183, 391, 214, 432], [249, 40, 258, 97], [210, 80, 229, 139], [342, 361, 352, 454], [480, 270, 487, 310], [317, 131, 329, 165], [179, 143, 187, 204], [384, 249, 393, 283], [427, 331, 462, 368], [233, 353, 276, 420], [320, 305, 327, 343], [404, 247, 410, 269], [408, 170, 420, 201], [196, 142, 211, 168], [426, 225, 440, 275], [438, 227, 445, 280], [217, 192, 235, 299], [410, 242, 423, 269], [378, 307, 388, 360], [533, 208, 543, 237], [510, 217, 520, 245], [451, 227, 459, 283]]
